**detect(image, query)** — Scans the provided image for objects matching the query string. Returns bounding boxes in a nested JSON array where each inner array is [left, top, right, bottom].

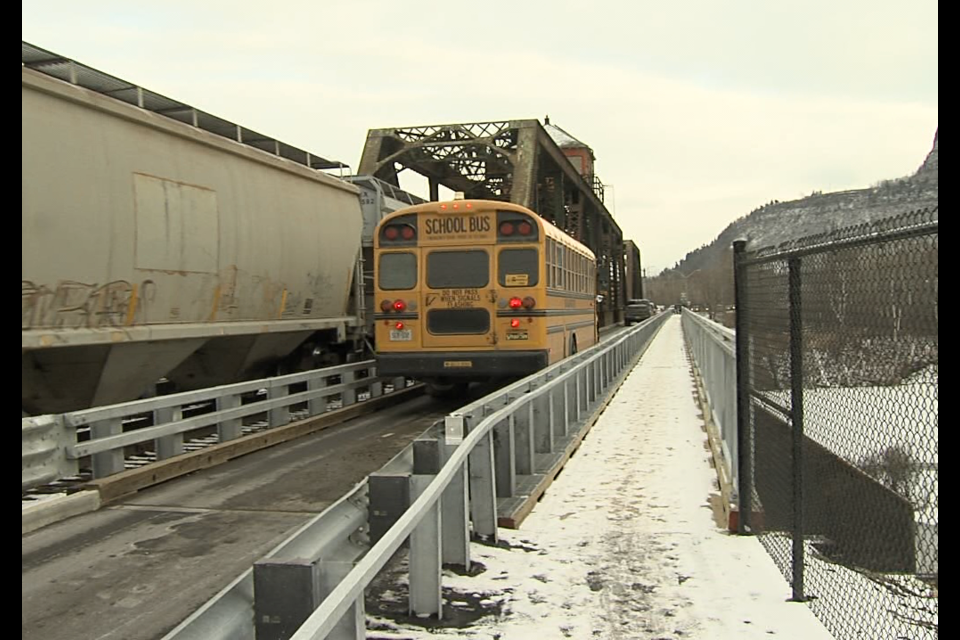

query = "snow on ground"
[[765, 370, 938, 470], [368, 317, 833, 639]]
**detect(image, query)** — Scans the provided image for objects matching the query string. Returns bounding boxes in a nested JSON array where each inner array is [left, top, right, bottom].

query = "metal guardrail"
[[22, 361, 412, 491], [681, 309, 738, 493], [21, 415, 71, 491], [164, 312, 668, 640]]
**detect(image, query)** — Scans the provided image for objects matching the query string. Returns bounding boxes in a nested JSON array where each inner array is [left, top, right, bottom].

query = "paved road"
[[22, 394, 456, 640]]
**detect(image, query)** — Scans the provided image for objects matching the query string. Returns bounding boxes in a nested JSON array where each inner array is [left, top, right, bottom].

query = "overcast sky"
[[22, 1, 938, 272]]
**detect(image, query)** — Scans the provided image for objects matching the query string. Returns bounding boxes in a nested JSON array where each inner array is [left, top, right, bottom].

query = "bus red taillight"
[[395, 321, 405, 330], [508, 297, 522, 309], [380, 299, 393, 312], [393, 300, 407, 312], [522, 296, 536, 309], [510, 318, 521, 328]]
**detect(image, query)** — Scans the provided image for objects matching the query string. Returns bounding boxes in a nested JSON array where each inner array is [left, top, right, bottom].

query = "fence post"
[[733, 239, 753, 534], [788, 257, 807, 601]]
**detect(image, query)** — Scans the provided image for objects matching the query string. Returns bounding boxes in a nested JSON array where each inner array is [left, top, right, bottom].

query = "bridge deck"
[[368, 316, 832, 638]]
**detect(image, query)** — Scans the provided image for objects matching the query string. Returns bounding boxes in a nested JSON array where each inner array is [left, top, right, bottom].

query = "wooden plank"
[[87, 385, 424, 505]]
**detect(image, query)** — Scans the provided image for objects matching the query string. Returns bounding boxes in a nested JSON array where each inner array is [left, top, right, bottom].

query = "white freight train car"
[[22, 45, 364, 414]]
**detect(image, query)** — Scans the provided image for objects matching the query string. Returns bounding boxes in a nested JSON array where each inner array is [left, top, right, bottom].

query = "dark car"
[[625, 299, 655, 325]]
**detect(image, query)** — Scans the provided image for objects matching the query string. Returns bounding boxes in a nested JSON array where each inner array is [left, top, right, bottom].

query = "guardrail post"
[[268, 382, 290, 428], [493, 418, 516, 497], [413, 439, 442, 475], [468, 430, 498, 540], [409, 475, 442, 618], [584, 362, 597, 402], [155, 406, 184, 460], [533, 393, 553, 454], [513, 404, 535, 475], [368, 472, 411, 544], [307, 375, 329, 416], [557, 383, 570, 438], [253, 558, 321, 640], [368, 366, 383, 399], [440, 437, 470, 568], [341, 370, 357, 405], [91, 417, 124, 478], [218, 393, 243, 442], [576, 369, 586, 420], [319, 561, 365, 640]]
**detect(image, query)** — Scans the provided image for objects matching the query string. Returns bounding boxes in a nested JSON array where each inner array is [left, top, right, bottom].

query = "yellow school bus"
[[374, 198, 597, 393]]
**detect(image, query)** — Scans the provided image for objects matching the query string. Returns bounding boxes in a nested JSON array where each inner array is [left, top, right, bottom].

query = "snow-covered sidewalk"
[[369, 317, 833, 639]]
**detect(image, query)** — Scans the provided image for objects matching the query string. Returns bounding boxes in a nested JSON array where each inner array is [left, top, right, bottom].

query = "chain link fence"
[[735, 207, 938, 639]]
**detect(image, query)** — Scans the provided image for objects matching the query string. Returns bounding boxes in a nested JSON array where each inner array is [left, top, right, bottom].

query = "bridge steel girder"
[[357, 119, 625, 325]]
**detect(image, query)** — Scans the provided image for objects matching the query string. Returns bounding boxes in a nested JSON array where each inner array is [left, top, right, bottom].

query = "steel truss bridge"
[[358, 120, 626, 326]]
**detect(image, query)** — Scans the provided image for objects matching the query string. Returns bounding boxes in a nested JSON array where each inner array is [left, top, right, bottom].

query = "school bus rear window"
[[498, 248, 539, 287], [379, 252, 417, 290], [427, 250, 489, 289]]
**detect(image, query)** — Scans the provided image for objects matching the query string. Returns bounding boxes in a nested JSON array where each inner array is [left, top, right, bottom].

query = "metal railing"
[[681, 309, 738, 494], [22, 361, 413, 492], [164, 312, 669, 640]]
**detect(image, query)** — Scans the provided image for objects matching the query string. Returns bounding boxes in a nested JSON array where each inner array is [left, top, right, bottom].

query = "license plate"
[[389, 329, 412, 341], [506, 331, 529, 341]]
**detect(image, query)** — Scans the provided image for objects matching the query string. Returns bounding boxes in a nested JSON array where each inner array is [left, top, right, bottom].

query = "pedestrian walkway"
[[369, 317, 834, 639]]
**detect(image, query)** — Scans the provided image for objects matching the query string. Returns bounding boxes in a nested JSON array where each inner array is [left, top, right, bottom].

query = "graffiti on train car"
[[22, 279, 157, 329]]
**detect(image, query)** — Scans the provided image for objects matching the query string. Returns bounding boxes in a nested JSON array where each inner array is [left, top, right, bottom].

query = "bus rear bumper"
[[376, 350, 550, 378]]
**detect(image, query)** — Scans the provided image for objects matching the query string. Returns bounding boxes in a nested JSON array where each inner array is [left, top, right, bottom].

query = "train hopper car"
[[22, 44, 363, 414]]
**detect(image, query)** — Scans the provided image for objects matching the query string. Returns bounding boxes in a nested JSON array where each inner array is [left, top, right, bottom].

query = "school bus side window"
[[546, 239, 554, 287], [379, 252, 417, 290]]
